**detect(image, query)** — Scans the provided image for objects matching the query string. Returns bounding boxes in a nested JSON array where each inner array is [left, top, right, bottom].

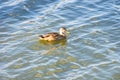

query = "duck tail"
[[39, 35, 44, 38]]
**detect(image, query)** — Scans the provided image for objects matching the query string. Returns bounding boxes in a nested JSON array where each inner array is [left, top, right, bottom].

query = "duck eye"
[[62, 32, 65, 34]]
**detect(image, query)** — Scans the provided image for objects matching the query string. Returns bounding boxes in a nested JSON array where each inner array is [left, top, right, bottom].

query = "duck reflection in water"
[[39, 39, 67, 46], [38, 39, 67, 55]]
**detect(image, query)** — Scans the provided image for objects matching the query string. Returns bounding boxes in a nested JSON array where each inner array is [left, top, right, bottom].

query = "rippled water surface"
[[0, 0, 120, 80]]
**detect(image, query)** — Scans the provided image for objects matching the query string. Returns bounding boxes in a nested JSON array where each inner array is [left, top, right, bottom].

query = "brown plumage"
[[39, 27, 67, 41]]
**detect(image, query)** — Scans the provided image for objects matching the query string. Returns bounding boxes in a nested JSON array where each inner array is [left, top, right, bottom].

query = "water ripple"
[[0, 0, 120, 80]]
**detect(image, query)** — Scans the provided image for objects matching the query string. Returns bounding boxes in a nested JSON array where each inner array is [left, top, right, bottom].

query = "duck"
[[39, 27, 68, 41]]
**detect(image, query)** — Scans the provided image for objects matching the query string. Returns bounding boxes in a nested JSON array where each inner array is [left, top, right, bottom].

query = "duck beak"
[[66, 31, 70, 36], [67, 31, 70, 34]]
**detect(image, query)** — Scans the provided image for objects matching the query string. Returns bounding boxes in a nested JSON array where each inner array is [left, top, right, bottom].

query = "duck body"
[[39, 27, 67, 41], [39, 32, 66, 41]]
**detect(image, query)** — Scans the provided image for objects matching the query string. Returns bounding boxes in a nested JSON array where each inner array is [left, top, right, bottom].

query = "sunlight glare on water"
[[0, 0, 120, 80]]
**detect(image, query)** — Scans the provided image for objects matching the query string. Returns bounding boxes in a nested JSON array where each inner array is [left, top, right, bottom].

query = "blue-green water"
[[0, 0, 120, 80]]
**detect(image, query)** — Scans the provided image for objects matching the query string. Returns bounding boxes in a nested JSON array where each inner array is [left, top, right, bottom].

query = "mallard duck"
[[39, 27, 68, 41]]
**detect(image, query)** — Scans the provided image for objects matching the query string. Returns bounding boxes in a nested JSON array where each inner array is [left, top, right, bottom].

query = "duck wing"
[[40, 32, 60, 38]]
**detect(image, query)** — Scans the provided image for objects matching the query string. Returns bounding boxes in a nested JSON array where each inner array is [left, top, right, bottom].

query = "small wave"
[[0, 0, 25, 9]]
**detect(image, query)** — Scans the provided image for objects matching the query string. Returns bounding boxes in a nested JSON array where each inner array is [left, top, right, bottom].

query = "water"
[[0, 0, 120, 80]]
